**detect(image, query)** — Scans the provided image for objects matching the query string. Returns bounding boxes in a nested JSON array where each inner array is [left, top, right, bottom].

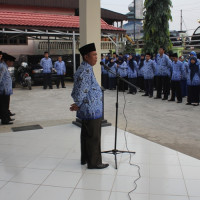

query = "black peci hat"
[[173, 53, 178, 58], [3, 53, 16, 62], [79, 43, 96, 56], [0, 51, 2, 55]]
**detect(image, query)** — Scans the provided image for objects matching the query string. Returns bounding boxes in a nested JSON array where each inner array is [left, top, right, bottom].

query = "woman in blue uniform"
[[108, 57, 117, 90], [137, 54, 145, 92], [186, 57, 200, 106], [127, 54, 137, 94], [116, 57, 128, 92]]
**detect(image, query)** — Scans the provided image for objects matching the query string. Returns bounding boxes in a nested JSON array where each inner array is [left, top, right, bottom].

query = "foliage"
[[124, 41, 136, 54], [143, 0, 173, 55]]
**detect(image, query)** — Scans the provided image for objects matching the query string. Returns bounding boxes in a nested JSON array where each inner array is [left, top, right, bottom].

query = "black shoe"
[[162, 98, 168, 100], [88, 163, 109, 169], [49, 87, 53, 89], [9, 118, 15, 121], [168, 99, 175, 102], [9, 112, 15, 116], [81, 161, 87, 165], [142, 94, 148, 96], [177, 101, 182, 103], [193, 103, 199, 106], [62, 86, 66, 88], [186, 102, 191, 105], [154, 97, 161, 99], [2, 121, 13, 125]]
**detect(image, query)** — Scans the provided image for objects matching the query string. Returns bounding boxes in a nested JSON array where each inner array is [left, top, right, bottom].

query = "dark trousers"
[[144, 79, 154, 96], [102, 74, 109, 89], [137, 76, 144, 90], [119, 76, 127, 91], [187, 85, 200, 104], [128, 78, 137, 93], [181, 80, 187, 97], [57, 75, 65, 88], [156, 76, 170, 98], [0, 94, 10, 123], [170, 80, 182, 102], [81, 118, 102, 167], [109, 77, 116, 90], [43, 73, 52, 89]]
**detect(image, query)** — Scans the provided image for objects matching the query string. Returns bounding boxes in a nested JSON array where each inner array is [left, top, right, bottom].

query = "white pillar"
[[79, 0, 101, 84]]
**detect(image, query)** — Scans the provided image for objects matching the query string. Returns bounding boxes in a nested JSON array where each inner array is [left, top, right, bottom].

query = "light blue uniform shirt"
[[143, 59, 156, 80], [137, 61, 144, 77], [117, 61, 128, 77], [71, 61, 103, 120], [54, 61, 66, 75], [171, 60, 184, 81], [0, 62, 13, 95], [40, 57, 53, 73], [127, 60, 137, 78], [186, 64, 200, 86], [108, 63, 117, 78], [156, 54, 172, 76]]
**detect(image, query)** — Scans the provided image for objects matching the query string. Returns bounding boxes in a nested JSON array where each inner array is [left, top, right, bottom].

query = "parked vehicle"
[[18, 62, 32, 90], [31, 63, 57, 85], [170, 30, 189, 46], [191, 26, 200, 48]]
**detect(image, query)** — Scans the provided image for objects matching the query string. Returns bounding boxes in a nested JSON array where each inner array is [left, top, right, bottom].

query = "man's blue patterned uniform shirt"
[[71, 61, 102, 120]]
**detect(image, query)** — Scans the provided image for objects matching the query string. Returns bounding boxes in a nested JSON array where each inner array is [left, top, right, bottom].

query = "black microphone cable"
[[122, 91, 141, 200]]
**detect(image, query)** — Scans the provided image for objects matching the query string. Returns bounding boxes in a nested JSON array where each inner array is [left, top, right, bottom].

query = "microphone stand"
[[100, 62, 137, 169]]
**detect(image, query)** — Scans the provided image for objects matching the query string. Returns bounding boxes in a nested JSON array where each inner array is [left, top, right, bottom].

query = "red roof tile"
[[0, 8, 125, 32]]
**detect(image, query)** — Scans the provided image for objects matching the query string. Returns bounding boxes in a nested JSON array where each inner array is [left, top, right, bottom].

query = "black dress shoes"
[[9, 118, 15, 121], [2, 121, 13, 125], [177, 101, 182, 103], [168, 99, 175, 102], [9, 113, 15, 116], [162, 98, 168, 100], [154, 97, 161, 99], [81, 161, 87, 165], [88, 163, 109, 169]]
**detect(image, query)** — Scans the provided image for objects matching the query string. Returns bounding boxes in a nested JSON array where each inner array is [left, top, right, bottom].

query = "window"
[[0, 36, 27, 45]]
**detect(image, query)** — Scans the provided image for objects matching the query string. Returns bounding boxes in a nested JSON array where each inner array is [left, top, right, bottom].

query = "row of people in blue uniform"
[[101, 48, 200, 106]]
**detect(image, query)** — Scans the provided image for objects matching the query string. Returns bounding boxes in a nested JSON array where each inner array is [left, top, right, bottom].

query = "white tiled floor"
[[0, 124, 200, 200]]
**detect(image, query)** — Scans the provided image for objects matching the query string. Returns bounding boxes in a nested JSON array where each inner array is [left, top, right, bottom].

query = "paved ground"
[[1, 82, 200, 160]]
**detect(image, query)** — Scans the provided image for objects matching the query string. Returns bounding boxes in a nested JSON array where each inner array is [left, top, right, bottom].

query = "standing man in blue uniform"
[[54, 56, 66, 89], [40, 52, 53, 89], [142, 53, 156, 98], [0, 53, 15, 125], [155, 47, 172, 100], [70, 43, 109, 169], [168, 53, 184, 103]]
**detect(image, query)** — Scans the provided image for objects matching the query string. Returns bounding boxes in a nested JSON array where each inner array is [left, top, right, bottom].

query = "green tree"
[[124, 41, 136, 54], [143, 0, 173, 54]]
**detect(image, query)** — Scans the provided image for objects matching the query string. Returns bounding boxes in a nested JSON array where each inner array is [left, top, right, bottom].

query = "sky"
[[101, 0, 200, 35]]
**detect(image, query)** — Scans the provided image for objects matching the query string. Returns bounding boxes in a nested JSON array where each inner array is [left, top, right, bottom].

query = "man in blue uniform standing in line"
[[0, 53, 15, 125], [40, 52, 53, 89], [168, 53, 184, 103], [54, 56, 66, 89], [70, 43, 109, 169], [155, 47, 172, 100]]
